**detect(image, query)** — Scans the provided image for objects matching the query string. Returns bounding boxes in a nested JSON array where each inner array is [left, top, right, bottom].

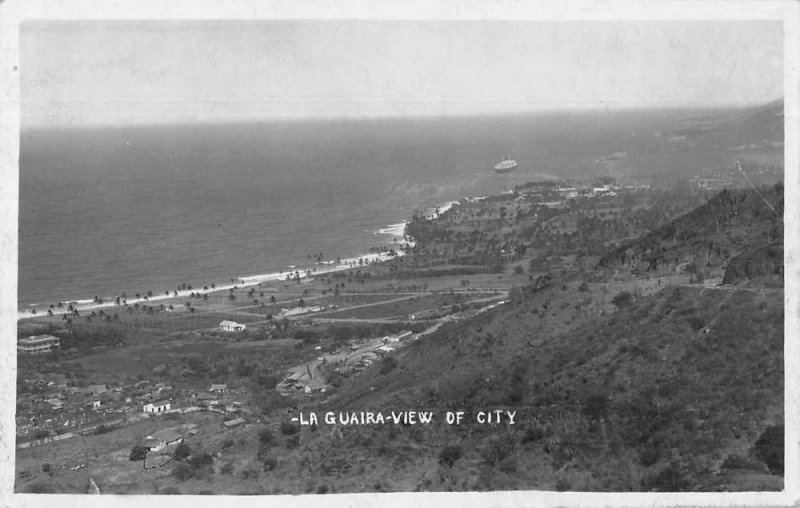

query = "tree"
[[611, 290, 634, 309], [280, 421, 299, 436], [171, 463, 194, 481], [174, 441, 190, 460], [258, 428, 274, 445], [755, 425, 784, 475], [129, 445, 149, 461], [439, 445, 463, 467]]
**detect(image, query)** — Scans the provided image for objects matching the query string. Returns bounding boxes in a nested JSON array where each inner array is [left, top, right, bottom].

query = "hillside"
[[303, 185, 785, 492], [598, 184, 783, 281]]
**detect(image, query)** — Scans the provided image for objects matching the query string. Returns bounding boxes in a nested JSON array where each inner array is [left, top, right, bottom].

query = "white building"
[[219, 320, 246, 332], [209, 383, 228, 393], [143, 399, 171, 413], [17, 335, 60, 354], [144, 429, 183, 452]]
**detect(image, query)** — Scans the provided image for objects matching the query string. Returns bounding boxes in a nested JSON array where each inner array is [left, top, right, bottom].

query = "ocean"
[[18, 111, 696, 309]]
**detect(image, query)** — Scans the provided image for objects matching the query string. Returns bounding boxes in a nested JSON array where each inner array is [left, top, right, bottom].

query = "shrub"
[[329, 372, 344, 387], [755, 425, 784, 475], [171, 463, 195, 481], [26, 482, 56, 493], [279, 421, 299, 436], [439, 445, 464, 467], [555, 478, 571, 491], [221, 438, 235, 449], [721, 454, 766, 472], [482, 435, 516, 466], [240, 468, 259, 480], [261, 455, 278, 471], [129, 445, 149, 461], [257, 374, 280, 389], [642, 461, 693, 491], [521, 426, 545, 444], [316, 484, 329, 494], [258, 428, 274, 445], [174, 442, 190, 460], [582, 393, 610, 422], [41, 463, 52, 474], [498, 456, 518, 473], [638, 445, 661, 467], [612, 291, 634, 309], [380, 356, 398, 375], [513, 265, 525, 275], [188, 452, 214, 468], [286, 435, 301, 449]]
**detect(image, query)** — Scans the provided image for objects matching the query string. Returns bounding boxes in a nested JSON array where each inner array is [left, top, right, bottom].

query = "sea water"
[[18, 111, 686, 309]]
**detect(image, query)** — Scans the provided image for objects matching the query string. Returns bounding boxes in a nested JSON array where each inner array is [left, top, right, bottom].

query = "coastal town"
[[15, 146, 784, 493]]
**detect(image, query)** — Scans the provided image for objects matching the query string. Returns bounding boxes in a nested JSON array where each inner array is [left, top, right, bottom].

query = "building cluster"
[[689, 163, 782, 192], [16, 375, 247, 443]]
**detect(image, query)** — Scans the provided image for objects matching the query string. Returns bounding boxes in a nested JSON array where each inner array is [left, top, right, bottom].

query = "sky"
[[20, 20, 783, 128]]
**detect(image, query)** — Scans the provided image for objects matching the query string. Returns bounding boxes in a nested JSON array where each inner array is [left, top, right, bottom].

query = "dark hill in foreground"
[[310, 186, 784, 492]]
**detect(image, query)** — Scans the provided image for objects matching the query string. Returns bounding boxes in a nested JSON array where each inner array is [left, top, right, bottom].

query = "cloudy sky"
[[21, 20, 783, 128]]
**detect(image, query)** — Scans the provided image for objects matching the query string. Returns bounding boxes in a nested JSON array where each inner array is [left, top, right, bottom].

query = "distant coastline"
[[17, 200, 461, 321]]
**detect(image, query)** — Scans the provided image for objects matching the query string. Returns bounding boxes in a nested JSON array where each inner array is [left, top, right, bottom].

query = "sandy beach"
[[17, 236, 413, 322], [14, 197, 477, 321]]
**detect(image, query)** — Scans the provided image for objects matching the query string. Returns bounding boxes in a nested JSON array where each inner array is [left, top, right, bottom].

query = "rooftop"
[[19, 335, 60, 345]]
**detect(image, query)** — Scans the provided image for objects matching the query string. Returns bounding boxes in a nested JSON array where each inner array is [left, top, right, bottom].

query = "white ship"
[[494, 156, 518, 173]]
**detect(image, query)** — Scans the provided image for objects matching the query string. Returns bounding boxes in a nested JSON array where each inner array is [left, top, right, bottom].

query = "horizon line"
[[19, 97, 783, 133]]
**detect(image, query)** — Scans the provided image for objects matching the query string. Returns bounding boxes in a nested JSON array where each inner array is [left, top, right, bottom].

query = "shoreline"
[[17, 201, 465, 321], [17, 244, 410, 322]]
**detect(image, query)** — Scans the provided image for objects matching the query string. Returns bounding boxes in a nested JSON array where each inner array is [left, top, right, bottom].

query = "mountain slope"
[[311, 186, 784, 492], [598, 184, 783, 280]]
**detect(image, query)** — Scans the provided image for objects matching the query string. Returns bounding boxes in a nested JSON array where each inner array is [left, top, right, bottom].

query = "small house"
[[222, 418, 246, 429], [219, 320, 246, 332], [45, 398, 64, 411], [208, 383, 228, 394], [17, 335, 61, 354], [85, 384, 108, 396], [143, 399, 171, 414], [144, 429, 183, 452]]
